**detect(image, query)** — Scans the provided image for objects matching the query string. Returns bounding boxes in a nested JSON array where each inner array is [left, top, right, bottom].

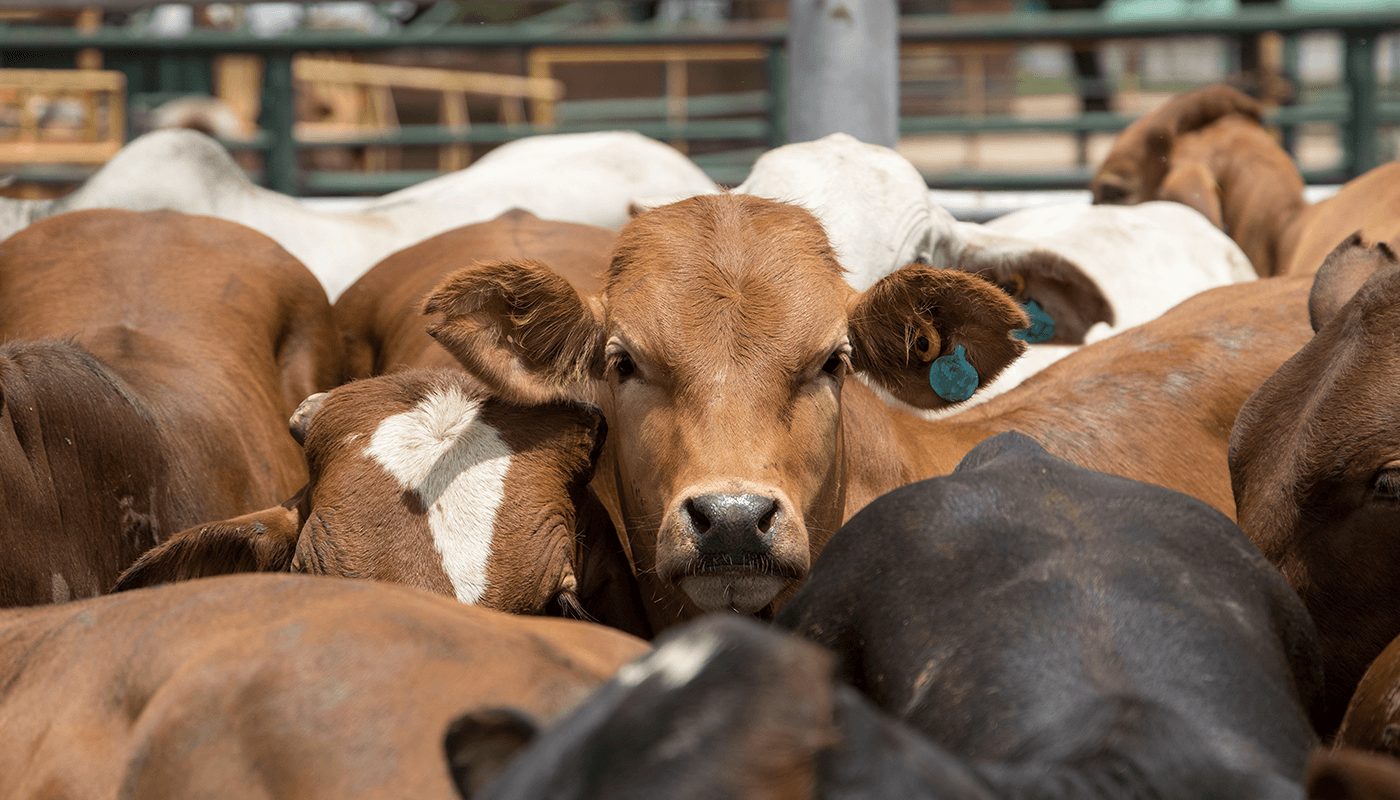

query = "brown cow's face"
[[426, 193, 1027, 630], [1230, 237, 1400, 731], [594, 197, 854, 619], [296, 372, 605, 615]]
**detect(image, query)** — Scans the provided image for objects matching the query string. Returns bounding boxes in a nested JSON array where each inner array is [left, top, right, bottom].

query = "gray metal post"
[[786, 0, 898, 148]]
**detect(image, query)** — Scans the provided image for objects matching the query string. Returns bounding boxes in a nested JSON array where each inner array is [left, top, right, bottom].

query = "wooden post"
[[787, 0, 898, 147]]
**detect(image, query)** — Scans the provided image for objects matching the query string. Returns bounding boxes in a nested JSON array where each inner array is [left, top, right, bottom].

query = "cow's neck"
[[1212, 127, 1308, 278], [838, 381, 996, 520]]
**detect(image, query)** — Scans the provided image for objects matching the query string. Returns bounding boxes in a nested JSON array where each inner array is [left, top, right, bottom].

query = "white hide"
[[984, 201, 1257, 339], [0, 129, 719, 301], [732, 132, 947, 290], [919, 201, 1258, 417], [615, 629, 722, 689], [363, 387, 512, 605]]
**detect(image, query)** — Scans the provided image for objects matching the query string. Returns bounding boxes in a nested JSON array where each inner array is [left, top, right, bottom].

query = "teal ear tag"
[[929, 344, 979, 402], [1013, 299, 1055, 344]]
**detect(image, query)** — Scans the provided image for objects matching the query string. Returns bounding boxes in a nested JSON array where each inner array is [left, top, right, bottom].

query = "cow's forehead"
[[603, 194, 853, 364]]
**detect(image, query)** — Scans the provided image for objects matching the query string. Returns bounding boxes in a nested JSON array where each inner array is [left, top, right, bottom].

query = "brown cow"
[[335, 208, 615, 380], [426, 192, 1315, 632], [1092, 84, 1400, 278], [1335, 632, 1400, 758], [0, 573, 648, 800], [1307, 749, 1400, 800], [114, 369, 647, 634], [1231, 235, 1400, 734], [0, 209, 340, 607]]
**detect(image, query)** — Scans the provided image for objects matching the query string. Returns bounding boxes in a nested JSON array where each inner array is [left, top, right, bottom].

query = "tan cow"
[[1231, 235, 1400, 735], [0, 209, 341, 607], [0, 573, 647, 800], [426, 193, 1314, 632], [335, 208, 615, 380], [1091, 84, 1400, 278]]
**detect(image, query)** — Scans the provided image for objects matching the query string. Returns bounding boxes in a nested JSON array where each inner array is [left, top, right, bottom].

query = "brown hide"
[[427, 193, 1308, 633], [1231, 238, 1400, 735], [335, 208, 614, 380], [1092, 84, 1400, 278], [1336, 634, 1400, 758], [0, 573, 647, 800], [0, 209, 341, 607], [114, 370, 641, 627], [1308, 750, 1400, 800]]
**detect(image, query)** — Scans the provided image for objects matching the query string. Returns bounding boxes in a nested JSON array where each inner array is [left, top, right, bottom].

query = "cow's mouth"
[[675, 558, 801, 615]]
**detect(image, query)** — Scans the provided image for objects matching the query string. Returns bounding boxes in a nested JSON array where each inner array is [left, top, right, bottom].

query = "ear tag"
[[929, 344, 979, 403], [1013, 299, 1055, 344]]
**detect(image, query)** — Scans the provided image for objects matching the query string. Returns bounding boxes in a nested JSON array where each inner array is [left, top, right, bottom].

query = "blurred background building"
[[0, 0, 1395, 200]]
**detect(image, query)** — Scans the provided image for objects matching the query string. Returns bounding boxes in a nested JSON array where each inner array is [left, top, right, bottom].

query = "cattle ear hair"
[[444, 708, 539, 799], [111, 503, 304, 592], [423, 259, 605, 405], [848, 265, 1027, 410], [1308, 232, 1399, 332], [956, 247, 1114, 344]]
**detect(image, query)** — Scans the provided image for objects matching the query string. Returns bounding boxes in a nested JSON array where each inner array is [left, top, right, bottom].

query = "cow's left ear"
[[849, 265, 1027, 410], [1309, 232, 1399, 332], [444, 708, 538, 799]]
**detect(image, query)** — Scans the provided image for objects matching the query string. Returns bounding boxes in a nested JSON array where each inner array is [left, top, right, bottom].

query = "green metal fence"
[[0, 6, 1396, 194]]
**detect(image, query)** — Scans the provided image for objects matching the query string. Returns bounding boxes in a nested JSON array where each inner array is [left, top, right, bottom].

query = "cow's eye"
[[613, 353, 636, 379], [822, 353, 843, 374], [998, 275, 1026, 298], [1373, 467, 1400, 500]]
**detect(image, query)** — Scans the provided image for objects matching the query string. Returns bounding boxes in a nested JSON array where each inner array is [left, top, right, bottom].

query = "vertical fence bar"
[[261, 50, 297, 195], [1280, 31, 1298, 155], [1344, 28, 1379, 178], [765, 43, 788, 149]]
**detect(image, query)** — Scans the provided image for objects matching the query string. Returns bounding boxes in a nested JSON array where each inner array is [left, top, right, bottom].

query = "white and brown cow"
[[0, 208, 341, 607], [425, 193, 1315, 632], [0, 573, 648, 800], [115, 369, 648, 634]]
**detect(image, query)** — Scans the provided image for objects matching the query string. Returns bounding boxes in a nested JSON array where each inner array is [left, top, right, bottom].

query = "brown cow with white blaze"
[[427, 193, 1314, 632], [115, 369, 645, 629]]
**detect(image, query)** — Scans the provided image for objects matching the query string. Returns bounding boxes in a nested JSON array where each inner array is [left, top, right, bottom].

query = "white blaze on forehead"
[[364, 387, 512, 605], [616, 630, 722, 689]]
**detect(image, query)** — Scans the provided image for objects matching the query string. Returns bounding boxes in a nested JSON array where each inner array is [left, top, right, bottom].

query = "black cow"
[[775, 432, 1322, 799]]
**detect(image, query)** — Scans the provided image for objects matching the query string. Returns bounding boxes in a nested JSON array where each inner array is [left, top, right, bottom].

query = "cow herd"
[[2, 82, 1400, 798]]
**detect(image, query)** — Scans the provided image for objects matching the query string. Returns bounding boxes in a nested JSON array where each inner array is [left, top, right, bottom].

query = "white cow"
[[0, 129, 718, 301]]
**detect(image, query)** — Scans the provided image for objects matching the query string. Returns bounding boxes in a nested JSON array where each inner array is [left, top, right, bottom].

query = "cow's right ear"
[[112, 496, 305, 592], [849, 265, 1027, 410], [424, 260, 605, 405], [1309, 232, 1399, 332], [1159, 161, 1225, 230], [444, 708, 538, 799]]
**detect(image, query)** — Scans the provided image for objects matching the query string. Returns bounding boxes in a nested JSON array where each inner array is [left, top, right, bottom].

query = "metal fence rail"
[[0, 7, 1396, 194]]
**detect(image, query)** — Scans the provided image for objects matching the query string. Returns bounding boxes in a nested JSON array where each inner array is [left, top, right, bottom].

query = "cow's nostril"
[[756, 503, 777, 534], [684, 498, 712, 534]]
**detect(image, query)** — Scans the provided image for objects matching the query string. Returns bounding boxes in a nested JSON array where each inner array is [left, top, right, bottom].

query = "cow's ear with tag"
[[424, 260, 606, 405], [848, 264, 1027, 410]]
